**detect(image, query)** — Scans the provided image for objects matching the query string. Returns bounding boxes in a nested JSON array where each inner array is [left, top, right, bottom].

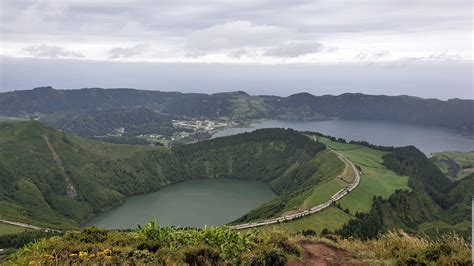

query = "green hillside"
[[337, 146, 472, 239], [259, 136, 410, 233], [0, 121, 333, 229], [258, 136, 471, 240], [1, 87, 473, 132], [0, 120, 471, 241], [431, 151, 474, 180]]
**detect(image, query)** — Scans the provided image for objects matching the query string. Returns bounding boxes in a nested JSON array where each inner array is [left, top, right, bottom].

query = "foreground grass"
[[6, 222, 300, 265], [5, 225, 471, 265], [0, 223, 30, 236], [336, 230, 471, 265]]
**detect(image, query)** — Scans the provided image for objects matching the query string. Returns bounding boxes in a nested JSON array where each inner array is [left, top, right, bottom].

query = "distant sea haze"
[[1, 57, 472, 100]]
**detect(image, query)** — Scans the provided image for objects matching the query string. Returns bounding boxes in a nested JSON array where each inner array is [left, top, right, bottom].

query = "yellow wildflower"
[[79, 251, 88, 258]]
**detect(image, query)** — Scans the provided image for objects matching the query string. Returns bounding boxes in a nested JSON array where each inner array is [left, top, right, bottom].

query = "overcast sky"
[[0, 0, 472, 99]]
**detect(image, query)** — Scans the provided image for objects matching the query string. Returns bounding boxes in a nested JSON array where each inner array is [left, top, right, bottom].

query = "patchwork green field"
[[431, 151, 474, 180], [261, 137, 410, 232]]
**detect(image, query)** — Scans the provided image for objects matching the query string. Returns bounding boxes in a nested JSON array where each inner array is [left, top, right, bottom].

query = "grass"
[[417, 221, 472, 239], [258, 137, 410, 232], [337, 230, 471, 265], [7, 223, 299, 265], [6, 225, 471, 265], [303, 179, 346, 208], [319, 138, 410, 214], [262, 206, 353, 233], [0, 222, 30, 235], [431, 151, 474, 180]]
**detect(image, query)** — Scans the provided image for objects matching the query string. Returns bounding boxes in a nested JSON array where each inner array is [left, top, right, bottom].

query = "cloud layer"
[[1, 1, 472, 63], [22, 44, 84, 58]]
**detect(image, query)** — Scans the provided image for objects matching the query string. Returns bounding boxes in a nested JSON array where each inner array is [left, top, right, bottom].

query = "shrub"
[[183, 246, 222, 265], [243, 248, 288, 266]]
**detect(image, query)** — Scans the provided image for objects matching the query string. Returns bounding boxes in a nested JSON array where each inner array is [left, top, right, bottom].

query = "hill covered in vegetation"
[[0, 121, 331, 229], [1, 87, 473, 132], [40, 108, 180, 139], [431, 151, 474, 180], [0, 121, 472, 264], [256, 136, 472, 241], [336, 146, 473, 240]]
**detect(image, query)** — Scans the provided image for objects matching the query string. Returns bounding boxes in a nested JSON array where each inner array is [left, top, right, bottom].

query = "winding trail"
[[42, 134, 77, 199], [0, 219, 42, 231], [231, 138, 361, 230]]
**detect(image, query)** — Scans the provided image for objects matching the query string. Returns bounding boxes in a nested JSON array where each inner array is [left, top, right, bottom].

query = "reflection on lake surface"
[[84, 179, 276, 229], [213, 119, 474, 155]]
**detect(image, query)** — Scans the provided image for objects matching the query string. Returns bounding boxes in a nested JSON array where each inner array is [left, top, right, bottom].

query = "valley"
[[1, 87, 473, 148], [83, 179, 277, 229], [0, 89, 472, 264], [0, 119, 471, 264]]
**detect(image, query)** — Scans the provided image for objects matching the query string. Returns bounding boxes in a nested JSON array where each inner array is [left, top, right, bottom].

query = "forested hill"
[[338, 146, 472, 239], [0, 121, 326, 228], [1, 87, 473, 132]]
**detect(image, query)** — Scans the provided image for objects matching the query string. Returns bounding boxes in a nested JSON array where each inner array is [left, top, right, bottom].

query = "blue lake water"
[[213, 119, 474, 155]]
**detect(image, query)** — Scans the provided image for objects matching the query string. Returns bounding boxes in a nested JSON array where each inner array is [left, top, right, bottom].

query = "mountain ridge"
[[1, 87, 473, 132]]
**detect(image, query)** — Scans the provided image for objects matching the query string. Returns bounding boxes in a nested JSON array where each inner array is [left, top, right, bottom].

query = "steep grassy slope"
[[337, 146, 472, 239], [259, 137, 409, 233], [231, 149, 343, 224], [0, 121, 330, 229], [431, 151, 474, 180]]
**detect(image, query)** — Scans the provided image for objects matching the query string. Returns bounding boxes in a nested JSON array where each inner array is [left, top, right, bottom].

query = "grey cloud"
[[186, 21, 292, 54], [264, 42, 325, 57], [108, 44, 151, 59], [228, 49, 250, 59], [379, 52, 463, 67], [2, 1, 472, 41], [22, 44, 84, 58], [2, 1, 472, 61], [355, 51, 390, 65]]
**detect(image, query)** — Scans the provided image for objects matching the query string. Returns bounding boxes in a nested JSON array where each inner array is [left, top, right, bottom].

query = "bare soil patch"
[[288, 239, 368, 266]]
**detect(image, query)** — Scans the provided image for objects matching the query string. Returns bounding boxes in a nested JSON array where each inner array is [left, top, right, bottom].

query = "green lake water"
[[84, 178, 276, 229]]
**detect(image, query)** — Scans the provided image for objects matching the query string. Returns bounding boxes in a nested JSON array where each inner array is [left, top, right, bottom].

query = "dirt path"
[[289, 240, 368, 266], [0, 219, 42, 230], [42, 134, 77, 199]]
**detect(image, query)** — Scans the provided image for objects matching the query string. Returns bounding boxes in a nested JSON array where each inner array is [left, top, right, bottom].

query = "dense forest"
[[40, 108, 179, 137], [1, 87, 473, 132]]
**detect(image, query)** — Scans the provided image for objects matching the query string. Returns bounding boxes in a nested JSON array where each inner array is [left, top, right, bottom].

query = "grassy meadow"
[[260, 137, 410, 232]]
